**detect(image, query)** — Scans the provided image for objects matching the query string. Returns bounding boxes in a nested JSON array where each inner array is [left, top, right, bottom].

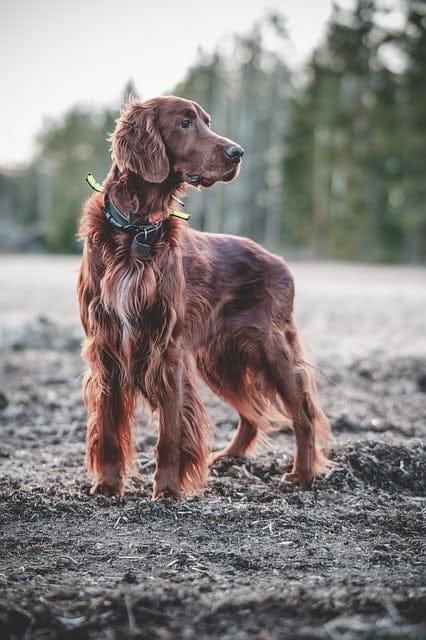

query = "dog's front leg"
[[151, 350, 212, 501], [152, 352, 184, 501], [83, 335, 137, 497], [84, 373, 137, 496]]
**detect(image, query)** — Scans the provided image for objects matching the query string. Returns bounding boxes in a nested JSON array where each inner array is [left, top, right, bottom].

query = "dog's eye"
[[180, 120, 192, 130]]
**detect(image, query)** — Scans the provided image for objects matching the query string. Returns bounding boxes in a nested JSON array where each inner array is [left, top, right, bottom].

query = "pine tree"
[[396, 0, 426, 260]]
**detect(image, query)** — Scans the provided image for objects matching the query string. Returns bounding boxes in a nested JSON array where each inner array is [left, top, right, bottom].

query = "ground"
[[0, 256, 425, 640]]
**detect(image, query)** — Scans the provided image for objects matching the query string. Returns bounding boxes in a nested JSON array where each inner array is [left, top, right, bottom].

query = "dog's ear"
[[109, 101, 170, 183]]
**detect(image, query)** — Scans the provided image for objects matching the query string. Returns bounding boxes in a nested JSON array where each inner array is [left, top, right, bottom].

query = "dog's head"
[[110, 96, 244, 188]]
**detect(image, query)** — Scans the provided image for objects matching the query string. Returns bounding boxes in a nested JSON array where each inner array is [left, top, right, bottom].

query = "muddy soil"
[[0, 257, 425, 640]]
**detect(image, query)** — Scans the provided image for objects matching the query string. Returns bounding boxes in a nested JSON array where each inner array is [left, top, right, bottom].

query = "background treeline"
[[1, 0, 424, 261]]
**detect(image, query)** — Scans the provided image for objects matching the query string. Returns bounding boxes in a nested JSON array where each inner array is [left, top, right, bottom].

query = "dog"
[[77, 95, 333, 500]]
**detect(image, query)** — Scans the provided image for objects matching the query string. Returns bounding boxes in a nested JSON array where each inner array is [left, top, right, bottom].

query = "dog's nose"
[[225, 145, 244, 163]]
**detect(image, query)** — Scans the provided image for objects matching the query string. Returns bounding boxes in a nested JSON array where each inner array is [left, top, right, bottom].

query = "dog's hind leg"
[[200, 320, 333, 485], [209, 415, 258, 465], [262, 323, 333, 486], [196, 354, 264, 464]]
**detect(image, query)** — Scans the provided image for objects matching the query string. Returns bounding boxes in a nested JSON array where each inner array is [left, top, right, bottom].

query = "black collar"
[[104, 196, 166, 259]]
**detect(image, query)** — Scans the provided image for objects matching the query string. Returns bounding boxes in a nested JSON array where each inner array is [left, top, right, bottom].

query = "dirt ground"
[[0, 255, 425, 640]]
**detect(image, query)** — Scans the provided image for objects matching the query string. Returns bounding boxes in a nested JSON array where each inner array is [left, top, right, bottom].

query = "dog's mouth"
[[185, 167, 239, 189], [185, 174, 216, 189], [186, 174, 203, 185]]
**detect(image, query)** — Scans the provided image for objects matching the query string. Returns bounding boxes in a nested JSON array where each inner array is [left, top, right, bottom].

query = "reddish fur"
[[77, 95, 334, 499]]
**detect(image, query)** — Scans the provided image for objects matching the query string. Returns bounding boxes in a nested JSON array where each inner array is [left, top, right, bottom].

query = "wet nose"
[[225, 144, 244, 163]]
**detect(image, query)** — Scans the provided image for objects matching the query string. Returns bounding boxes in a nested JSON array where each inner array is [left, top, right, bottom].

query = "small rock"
[[0, 391, 8, 410], [122, 571, 138, 584]]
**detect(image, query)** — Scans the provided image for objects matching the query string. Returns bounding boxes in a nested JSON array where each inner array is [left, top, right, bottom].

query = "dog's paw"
[[90, 471, 124, 497], [208, 450, 224, 466], [90, 483, 121, 497], [280, 471, 313, 488], [209, 450, 243, 466], [90, 482, 123, 497], [152, 482, 183, 502]]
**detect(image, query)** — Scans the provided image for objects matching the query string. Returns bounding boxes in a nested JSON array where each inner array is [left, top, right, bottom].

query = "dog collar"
[[86, 172, 190, 259], [104, 196, 164, 258], [86, 173, 190, 221]]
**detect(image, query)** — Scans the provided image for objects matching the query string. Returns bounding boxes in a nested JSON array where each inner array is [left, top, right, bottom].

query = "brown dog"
[[77, 96, 333, 500]]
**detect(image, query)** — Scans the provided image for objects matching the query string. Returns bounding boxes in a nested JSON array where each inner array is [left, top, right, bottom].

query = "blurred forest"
[[0, 0, 425, 262]]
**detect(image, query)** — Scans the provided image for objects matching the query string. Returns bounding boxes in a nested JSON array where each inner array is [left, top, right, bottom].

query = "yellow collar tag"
[[169, 209, 191, 221], [86, 172, 104, 192]]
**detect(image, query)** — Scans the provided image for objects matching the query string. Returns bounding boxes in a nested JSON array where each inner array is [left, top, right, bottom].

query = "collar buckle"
[[103, 196, 165, 259]]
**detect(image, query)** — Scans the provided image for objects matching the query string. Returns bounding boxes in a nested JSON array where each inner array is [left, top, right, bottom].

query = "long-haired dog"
[[77, 96, 333, 500]]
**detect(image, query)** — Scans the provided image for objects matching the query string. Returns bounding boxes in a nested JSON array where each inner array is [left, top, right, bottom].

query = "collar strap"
[[86, 172, 190, 259], [86, 172, 190, 221], [104, 196, 165, 258], [104, 196, 164, 238]]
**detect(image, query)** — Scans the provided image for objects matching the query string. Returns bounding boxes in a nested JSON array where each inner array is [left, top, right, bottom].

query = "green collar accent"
[[86, 172, 103, 193], [168, 209, 190, 221], [85, 173, 190, 221]]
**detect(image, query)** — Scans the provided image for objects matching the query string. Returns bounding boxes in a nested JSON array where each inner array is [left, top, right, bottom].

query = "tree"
[[285, 0, 425, 262], [1, 4, 424, 261], [396, 0, 426, 260], [29, 106, 116, 251], [174, 14, 291, 250]]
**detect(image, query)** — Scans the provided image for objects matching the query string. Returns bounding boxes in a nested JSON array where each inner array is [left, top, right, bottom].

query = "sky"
[[0, 0, 353, 168]]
